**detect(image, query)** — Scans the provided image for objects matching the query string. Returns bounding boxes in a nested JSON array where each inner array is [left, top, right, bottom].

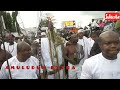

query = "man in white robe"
[[80, 31, 120, 79], [77, 29, 91, 65], [1, 33, 17, 56], [41, 34, 65, 79], [77, 29, 91, 77], [0, 41, 43, 79]]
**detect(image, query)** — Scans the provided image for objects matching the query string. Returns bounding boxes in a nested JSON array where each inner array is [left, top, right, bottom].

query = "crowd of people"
[[0, 19, 120, 79]]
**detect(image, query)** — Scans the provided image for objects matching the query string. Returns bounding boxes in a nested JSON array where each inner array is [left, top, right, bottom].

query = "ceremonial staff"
[[47, 17, 60, 79], [37, 18, 43, 79], [0, 15, 12, 79], [37, 18, 47, 79]]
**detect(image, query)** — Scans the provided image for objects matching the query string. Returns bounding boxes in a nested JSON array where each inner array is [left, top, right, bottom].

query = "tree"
[[0, 11, 13, 32], [5, 12, 13, 32], [12, 11, 21, 34], [0, 11, 21, 34]]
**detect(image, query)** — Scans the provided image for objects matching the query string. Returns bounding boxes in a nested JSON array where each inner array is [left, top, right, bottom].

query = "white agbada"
[[80, 53, 120, 79], [1, 42, 17, 56], [41, 37, 64, 79], [0, 56, 42, 79], [87, 37, 95, 51], [78, 36, 91, 65]]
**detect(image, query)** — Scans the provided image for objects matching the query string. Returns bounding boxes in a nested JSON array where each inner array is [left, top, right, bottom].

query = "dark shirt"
[[90, 40, 101, 57]]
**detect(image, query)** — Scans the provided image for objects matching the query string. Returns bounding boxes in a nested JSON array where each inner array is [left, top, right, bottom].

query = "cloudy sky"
[[16, 11, 112, 29]]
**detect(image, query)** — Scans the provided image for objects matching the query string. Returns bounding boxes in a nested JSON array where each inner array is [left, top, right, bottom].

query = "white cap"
[[78, 29, 84, 33], [41, 32, 46, 36]]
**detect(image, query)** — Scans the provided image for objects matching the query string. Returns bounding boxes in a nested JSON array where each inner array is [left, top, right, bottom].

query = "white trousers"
[[68, 62, 82, 79]]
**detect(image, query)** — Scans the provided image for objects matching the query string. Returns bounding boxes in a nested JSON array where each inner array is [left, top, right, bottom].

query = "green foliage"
[[0, 11, 21, 34], [4, 12, 13, 32], [39, 19, 49, 27]]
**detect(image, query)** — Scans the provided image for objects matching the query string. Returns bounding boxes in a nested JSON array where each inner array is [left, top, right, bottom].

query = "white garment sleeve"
[[85, 37, 91, 56], [87, 41, 92, 56], [80, 60, 92, 79], [41, 39, 53, 72], [0, 61, 9, 79]]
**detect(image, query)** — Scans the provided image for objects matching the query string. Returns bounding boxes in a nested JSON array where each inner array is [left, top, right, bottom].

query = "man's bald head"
[[17, 41, 32, 62], [70, 34, 78, 44], [17, 41, 31, 53], [98, 31, 119, 45], [98, 31, 120, 60]]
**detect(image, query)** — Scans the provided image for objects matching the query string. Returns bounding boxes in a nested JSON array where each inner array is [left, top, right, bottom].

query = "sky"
[[16, 11, 111, 29]]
